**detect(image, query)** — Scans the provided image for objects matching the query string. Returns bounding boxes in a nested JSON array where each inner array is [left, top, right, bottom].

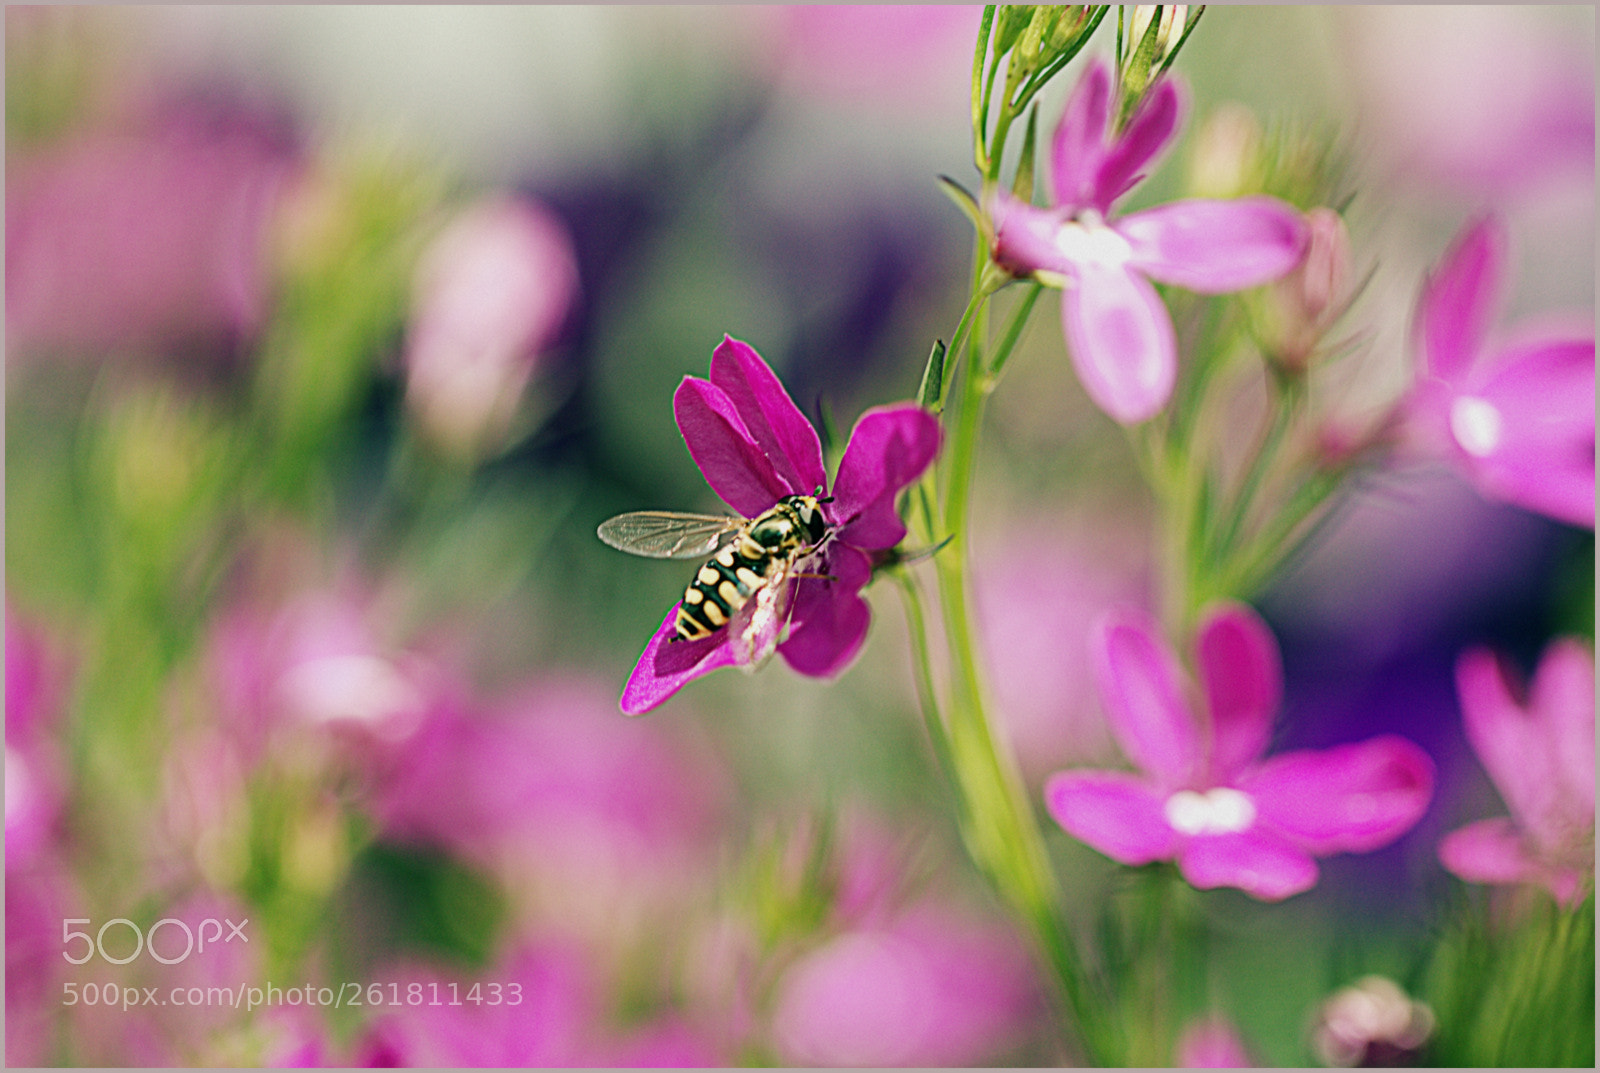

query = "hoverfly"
[[597, 493, 834, 655]]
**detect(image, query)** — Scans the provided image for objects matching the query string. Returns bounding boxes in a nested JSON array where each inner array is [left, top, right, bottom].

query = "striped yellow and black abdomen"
[[674, 539, 773, 641]]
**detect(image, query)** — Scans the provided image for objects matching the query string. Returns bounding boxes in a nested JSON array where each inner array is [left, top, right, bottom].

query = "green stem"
[[893, 569, 956, 789], [927, 282, 1109, 1062]]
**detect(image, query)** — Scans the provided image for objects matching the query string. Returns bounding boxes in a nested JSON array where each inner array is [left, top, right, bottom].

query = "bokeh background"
[[6, 6, 1593, 1066]]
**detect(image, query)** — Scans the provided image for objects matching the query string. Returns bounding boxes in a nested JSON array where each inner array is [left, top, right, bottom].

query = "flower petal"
[[620, 608, 744, 716], [830, 404, 942, 550], [1195, 602, 1281, 785], [1090, 608, 1200, 788], [780, 545, 873, 678], [1420, 216, 1506, 384], [1437, 817, 1544, 885], [1120, 197, 1308, 293], [1455, 647, 1552, 836], [1043, 770, 1178, 865], [673, 377, 791, 517], [990, 195, 1075, 280], [1062, 262, 1177, 424], [1050, 58, 1113, 210], [1529, 638, 1597, 818], [1176, 830, 1319, 901], [1092, 76, 1183, 213], [1457, 644, 1594, 853], [709, 336, 828, 498], [1460, 336, 1595, 528], [1241, 736, 1434, 855]]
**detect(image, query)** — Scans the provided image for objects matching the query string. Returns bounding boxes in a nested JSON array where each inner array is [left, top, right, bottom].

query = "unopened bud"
[[1047, 6, 1093, 51], [1312, 976, 1435, 1067], [1264, 207, 1352, 371], [403, 196, 579, 461], [1129, 5, 1188, 65], [1188, 103, 1264, 199]]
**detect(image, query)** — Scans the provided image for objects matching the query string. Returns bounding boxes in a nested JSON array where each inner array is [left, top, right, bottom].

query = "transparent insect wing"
[[737, 556, 809, 667], [596, 511, 743, 560]]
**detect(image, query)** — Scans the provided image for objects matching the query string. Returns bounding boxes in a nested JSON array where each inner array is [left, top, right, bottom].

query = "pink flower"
[[374, 677, 724, 879], [5, 110, 292, 358], [770, 6, 980, 118], [620, 336, 940, 714], [990, 60, 1307, 423], [356, 943, 595, 1067], [1045, 602, 1434, 901], [403, 195, 579, 458], [1438, 639, 1595, 905], [768, 901, 1041, 1066], [1176, 1014, 1253, 1067], [1403, 216, 1595, 528], [5, 609, 67, 872], [207, 583, 439, 759], [356, 941, 726, 1067]]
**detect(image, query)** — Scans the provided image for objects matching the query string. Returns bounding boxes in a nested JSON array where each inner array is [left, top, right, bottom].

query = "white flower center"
[[1055, 212, 1133, 269], [1165, 787, 1257, 836], [1449, 396, 1503, 458]]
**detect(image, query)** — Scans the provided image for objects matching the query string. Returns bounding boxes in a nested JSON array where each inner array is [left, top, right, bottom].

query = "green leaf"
[[1011, 103, 1039, 203], [936, 174, 984, 233], [918, 339, 948, 412]]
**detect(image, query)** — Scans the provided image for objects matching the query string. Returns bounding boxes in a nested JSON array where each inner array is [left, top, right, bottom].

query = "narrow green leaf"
[[972, 6, 996, 145], [1011, 104, 1039, 203], [936, 174, 984, 233], [918, 339, 948, 412]]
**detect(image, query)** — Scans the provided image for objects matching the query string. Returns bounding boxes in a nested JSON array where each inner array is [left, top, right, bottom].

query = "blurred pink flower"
[[1438, 639, 1595, 905], [769, 898, 1041, 1066], [1341, 7, 1594, 201], [1176, 1013, 1253, 1067], [356, 940, 724, 1067], [1045, 602, 1434, 900], [769, 6, 980, 117], [5, 865, 79, 1066], [991, 60, 1307, 423], [6, 108, 293, 358], [208, 584, 441, 760], [356, 943, 593, 1067], [373, 677, 726, 898], [5, 608, 67, 872], [973, 520, 1147, 783], [1403, 216, 1595, 529], [404, 195, 580, 457]]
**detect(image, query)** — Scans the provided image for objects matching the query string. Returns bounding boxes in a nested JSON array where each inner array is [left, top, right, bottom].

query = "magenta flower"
[[1045, 602, 1434, 901], [620, 336, 941, 714], [1403, 216, 1595, 528], [1438, 639, 1594, 905], [990, 60, 1307, 424]]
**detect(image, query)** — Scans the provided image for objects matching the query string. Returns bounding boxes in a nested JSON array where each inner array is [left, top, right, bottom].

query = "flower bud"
[[403, 195, 579, 461], [1188, 103, 1265, 199], [1312, 976, 1435, 1067], [1262, 207, 1352, 371], [1128, 4, 1187, 64], [1119, 6, 1195, 125]]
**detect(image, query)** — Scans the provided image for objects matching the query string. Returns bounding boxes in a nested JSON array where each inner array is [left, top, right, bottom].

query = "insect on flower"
[[598, 491, 835, 658]]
